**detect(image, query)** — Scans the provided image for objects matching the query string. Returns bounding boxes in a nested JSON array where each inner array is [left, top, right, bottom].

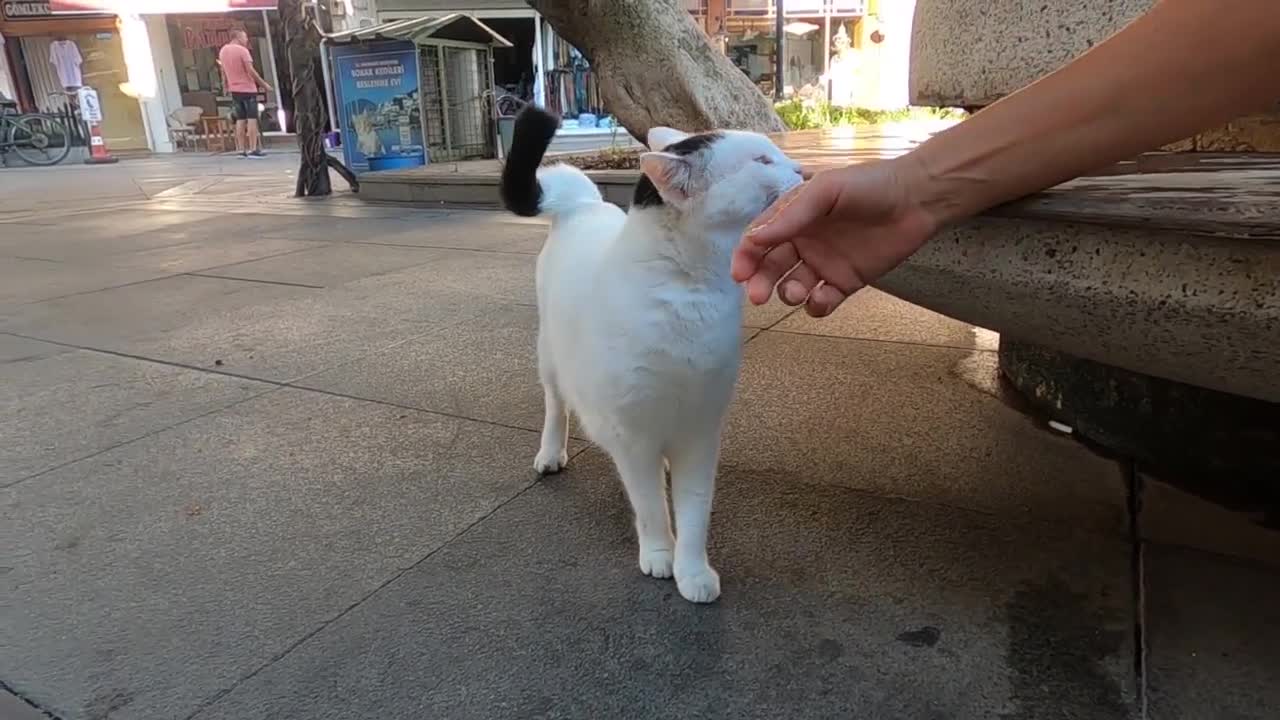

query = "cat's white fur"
[[525, 122, 802, 603]]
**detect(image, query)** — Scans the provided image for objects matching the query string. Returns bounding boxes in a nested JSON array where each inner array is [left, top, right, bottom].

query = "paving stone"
[[0, 275, 308, 352], [299, 303, 544, 430], [394, 247, 537, 304], [197, 449, 1137, 720], [102, 237, 318, 275], [1139, 473, 1280, 570], [5, 209, 223, 234], [774, 287, 1000, 351], [726, 331, 1129, 534], [302, 304, 784, 432], [0, 342, 270, 483], [1144, 544, 1280, 720], [366, 215, 552, 254], [742, 295, 799, 329], [0, 333, 67, 364], [0, 389, 578, 720], [0, 690, 47, 720], [0, 257, 164, 307], [190, 242, 445, 287], [120, 265, 505, 382]]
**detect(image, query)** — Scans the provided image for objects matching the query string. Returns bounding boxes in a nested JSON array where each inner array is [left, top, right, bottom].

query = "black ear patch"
[[631, 131, 724, 209], [664, 131, 724, 157]]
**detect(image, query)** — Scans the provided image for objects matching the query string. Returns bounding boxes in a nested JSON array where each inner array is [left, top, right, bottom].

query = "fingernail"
[[745, 223, 767, 236]]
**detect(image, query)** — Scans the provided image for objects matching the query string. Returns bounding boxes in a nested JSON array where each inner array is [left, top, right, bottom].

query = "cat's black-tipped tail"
[[500, 106, 561, 216], [500, 105, 602, 217]]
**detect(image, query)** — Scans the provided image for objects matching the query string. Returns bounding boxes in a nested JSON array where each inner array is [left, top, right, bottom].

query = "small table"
[[199, 116, 235, 153]]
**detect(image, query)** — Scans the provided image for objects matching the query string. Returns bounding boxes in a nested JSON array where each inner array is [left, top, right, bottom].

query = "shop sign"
[[178, 17, 248, 49], [48, 1, 277, 13], [2, 0, 108, 19], [76, 85, 102, 122]]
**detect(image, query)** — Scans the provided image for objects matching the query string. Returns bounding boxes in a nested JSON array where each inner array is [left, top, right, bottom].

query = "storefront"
[[1, 0, 149, 149], [163, 9, 288, 132], [37, 0, 294, 153], [707, 0, 869, 101], [378, 2, 623, 146]]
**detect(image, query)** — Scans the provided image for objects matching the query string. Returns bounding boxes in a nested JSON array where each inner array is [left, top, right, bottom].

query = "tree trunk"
[[527, 0, 784, 140], [280, 0, 357, 196]]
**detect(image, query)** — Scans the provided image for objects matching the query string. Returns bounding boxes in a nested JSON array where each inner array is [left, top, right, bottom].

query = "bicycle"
[[0, 98, 73, 167]]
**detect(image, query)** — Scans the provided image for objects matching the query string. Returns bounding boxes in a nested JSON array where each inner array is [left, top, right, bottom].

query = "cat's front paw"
[[533, 448, 569, 475], [675, 565, 721, 604], [638, 547, 674, 579]]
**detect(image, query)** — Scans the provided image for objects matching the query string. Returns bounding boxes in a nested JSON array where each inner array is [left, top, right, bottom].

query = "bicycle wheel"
[[9, 114, 72, 166]]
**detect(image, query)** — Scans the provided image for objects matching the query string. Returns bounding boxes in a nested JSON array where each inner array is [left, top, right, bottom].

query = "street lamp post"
[[774, 0, 785, 101]]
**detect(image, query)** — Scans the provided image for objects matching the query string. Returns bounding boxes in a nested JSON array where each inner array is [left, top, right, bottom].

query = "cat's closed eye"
[[754, 156, 774, 165]]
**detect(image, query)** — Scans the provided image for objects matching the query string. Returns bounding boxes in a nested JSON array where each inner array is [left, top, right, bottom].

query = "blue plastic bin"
[[368, 151, 425, 171]]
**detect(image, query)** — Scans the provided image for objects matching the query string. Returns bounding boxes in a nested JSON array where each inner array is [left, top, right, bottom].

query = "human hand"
[[730, 156, 941, 317]]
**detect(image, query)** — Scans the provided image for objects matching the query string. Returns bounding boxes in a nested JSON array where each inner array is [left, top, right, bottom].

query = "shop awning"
[[324, 13, 513, 48]]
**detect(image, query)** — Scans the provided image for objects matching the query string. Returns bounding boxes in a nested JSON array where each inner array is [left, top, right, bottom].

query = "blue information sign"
[[331, 40, 425, 174]]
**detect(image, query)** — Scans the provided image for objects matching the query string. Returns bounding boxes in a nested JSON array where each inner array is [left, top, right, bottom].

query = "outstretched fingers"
[[731, 177, 839, 283], [745, 242, 799, 305]]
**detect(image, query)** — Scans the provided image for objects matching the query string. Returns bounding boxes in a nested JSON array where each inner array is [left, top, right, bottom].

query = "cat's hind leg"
[[668, 432, 723, 603], [610, 444, 676, 579], [533, 383, 570, 474], [533, 340, 570, 475]]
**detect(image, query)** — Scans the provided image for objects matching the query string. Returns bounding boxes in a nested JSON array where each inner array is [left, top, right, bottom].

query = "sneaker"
[[247, 150, 266, 159], [238, 152, 247, 158]]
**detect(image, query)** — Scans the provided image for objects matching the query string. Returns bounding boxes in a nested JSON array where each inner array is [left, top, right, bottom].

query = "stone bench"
[[360, 151, 1279, 404], [879, 153, 1280, 404]]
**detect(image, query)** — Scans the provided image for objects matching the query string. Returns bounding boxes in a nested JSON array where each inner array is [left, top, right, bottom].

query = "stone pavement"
[[1, 156, 1277, 720]]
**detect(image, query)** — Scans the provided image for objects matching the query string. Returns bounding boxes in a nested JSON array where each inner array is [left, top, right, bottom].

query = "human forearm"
[[906, 0, 1280, 225]]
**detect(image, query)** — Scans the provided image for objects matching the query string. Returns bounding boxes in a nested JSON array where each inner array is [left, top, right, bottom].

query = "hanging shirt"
[[49, 39, 83, 88], [217, 42, 258, 94]]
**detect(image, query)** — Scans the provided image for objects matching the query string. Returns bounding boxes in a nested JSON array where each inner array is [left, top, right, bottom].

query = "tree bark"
[[280, 0, 357, 196], [527, 0, 784, 139]]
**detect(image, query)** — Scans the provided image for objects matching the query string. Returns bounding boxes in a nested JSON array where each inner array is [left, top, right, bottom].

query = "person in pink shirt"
[[217, 30, 272, 158]]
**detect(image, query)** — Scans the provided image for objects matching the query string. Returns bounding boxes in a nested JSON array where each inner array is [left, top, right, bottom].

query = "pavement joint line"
[[11, 245, 327, 306], [342, 239, 539, 256], [0, 330, 565, 488], [181, 273, 326, 289], [758, 327, 1001, 355], [176, 245, 328, 275], [0, 199, 155, 224], [181, 460, 565, 720], [239, 231, 542, 258], [5, 255, 65, 265], [19, 273, 181, 306], [1127, 465, 1150, 717], [2, 383, 283, 491], [747, 304, 805, 345], [0, 680, 61, 720]]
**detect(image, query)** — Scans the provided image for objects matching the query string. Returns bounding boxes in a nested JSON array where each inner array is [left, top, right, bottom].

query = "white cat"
[[500, 107, 803, 603]]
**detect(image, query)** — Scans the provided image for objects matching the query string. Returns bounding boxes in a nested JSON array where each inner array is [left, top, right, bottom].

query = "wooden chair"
[[199, 115, 236, 153]]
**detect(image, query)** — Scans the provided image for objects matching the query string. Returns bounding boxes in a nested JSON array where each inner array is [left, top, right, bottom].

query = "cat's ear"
[[647, 126, 689, 151], [639, 151, 692, 206]]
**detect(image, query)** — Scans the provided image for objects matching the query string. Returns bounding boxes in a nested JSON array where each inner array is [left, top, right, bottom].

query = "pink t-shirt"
[[218, 42, 257, 94]]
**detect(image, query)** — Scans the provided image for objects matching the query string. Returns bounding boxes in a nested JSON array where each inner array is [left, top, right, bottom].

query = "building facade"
[[0, 1, 150, 149], [0, 0, 919, 157], [689, 0, 914, 110]]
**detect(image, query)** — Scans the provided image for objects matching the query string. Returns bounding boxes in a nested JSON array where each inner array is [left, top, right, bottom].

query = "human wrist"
[[891, 145, 981, 231]]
